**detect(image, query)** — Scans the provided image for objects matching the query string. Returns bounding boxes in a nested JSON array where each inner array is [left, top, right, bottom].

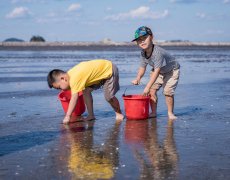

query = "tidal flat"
[[0, 46, 230, 179]]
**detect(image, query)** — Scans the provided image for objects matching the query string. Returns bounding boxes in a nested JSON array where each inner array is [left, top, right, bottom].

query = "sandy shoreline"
[[1, 41, 230, 51], [1, 41, 230, 47]]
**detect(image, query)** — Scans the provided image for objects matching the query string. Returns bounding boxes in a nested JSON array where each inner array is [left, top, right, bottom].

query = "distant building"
[[100, 38, 114, 44], [166, 40, 190, 43]]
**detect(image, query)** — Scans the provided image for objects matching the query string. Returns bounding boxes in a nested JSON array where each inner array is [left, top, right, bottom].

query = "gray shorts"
[[103, 64, 120, 101], [89, 64, 120, 101]]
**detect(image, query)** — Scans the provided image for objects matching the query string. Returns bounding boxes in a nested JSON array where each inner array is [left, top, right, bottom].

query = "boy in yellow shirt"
[[47, 59, 124, 124]]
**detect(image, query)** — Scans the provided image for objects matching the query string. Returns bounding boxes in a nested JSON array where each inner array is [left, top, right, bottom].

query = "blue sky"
[[0, 0, 230, 42]]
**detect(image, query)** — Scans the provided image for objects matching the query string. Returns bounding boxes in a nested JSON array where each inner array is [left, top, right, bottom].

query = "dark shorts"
[[89, 64, 120, 101]]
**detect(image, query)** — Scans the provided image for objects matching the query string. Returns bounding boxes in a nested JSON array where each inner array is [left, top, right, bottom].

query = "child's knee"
[[107, 96, 119, 104], [105, 95, 112, 102], [150, 89, 157, 102], [83, 87, 92, 94], [163, 89, 175, 96], [150, 95, 157, 103]]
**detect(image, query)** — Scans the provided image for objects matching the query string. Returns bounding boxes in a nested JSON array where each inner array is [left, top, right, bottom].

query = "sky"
[[0, 0, 230, 42]]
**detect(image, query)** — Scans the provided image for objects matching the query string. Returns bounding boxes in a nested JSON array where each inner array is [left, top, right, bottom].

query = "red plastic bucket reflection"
[[122, 94, 149, 120], [58, 90, 85, 116], [125, 120, 148, 145]]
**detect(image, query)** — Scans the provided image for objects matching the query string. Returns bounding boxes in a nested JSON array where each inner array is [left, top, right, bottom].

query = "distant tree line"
[[3, 35, 46, 42], [30, 35, 45, 42], [3, 38, 24, 42]]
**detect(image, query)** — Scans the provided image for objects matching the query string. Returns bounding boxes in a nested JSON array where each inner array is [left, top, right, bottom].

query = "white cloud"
[[105, 6, 168, 21], [6, 7, 31, 19], [196, 12, 226, 21], [223, 0, 230, 4], [67, 3, 81, 12], [106, 7, 112, 11], [196, 12, 206, 18], [47, 12, 57, 18]]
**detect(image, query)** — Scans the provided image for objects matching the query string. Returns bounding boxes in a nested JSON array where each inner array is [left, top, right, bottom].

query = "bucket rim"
[[58, 90, 71, 101], [122, 94, 150, 100], [58, 90, 83, 101]]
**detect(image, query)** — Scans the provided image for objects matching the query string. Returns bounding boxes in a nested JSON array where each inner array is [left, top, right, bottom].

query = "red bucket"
[[122, 94, 149, 120], [58, 90, 85, 116]]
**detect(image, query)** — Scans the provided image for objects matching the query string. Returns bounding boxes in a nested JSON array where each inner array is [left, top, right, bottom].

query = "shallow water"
[[0, 46, 230, 179]]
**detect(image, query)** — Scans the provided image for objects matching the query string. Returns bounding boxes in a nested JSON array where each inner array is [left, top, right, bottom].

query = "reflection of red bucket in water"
[[122, 94, 150, 120], [58, 90, 85, 116], [125, 120, 148, 144]]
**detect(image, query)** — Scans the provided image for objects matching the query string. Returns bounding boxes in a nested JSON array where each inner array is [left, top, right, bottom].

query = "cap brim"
[[131, 38, 138, 42], [131, 33, 148, 42]]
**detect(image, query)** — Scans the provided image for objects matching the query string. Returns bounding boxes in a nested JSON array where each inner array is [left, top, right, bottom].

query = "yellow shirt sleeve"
[[67, 59, 113, 94]]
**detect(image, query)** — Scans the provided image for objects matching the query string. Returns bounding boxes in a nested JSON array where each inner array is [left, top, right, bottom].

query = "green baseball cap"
[[132, 26, 152, 42]]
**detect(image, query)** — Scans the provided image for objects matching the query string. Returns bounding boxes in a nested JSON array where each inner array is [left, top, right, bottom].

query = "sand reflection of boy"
[[125, 119, 178, 179], [63, 121, 121, 179], [144, 119, 179, 179], [131, 26, 180, 120], [47, 59, 124, 124]]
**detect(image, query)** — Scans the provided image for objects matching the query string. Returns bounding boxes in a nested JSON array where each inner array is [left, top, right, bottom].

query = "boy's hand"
[[132, 79, 140, 85], [63, 115, 71, 124], [143, 87, 150, 96]]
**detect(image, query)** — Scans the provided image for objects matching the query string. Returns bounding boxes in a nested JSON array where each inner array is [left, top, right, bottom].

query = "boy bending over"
[[47, 59, 124, 124]]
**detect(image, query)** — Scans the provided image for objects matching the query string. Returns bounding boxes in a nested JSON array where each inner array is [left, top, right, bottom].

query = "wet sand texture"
[[0, 46, 230, 179]]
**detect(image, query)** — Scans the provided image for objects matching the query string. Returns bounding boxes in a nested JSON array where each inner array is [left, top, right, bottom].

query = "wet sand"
[[0, 46, 230, 179]]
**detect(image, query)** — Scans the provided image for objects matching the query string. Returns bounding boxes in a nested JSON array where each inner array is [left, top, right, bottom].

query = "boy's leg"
[[149, 88, 158, 118], [83, 87, 95, 120], [103, 64, 124, 121], [108, 96, 124, 121], [165, 95, 177, 120], [163, 69, 180, 120], [149, 73, 163, 118]]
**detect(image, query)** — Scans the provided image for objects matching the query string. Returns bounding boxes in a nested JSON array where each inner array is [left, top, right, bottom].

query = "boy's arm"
[[132, 67, 146, 85], [143, 68, 161, 96], [63, 93, 79, 124]]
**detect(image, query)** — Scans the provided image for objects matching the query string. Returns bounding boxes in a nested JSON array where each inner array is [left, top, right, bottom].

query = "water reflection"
[[125, 119, 179, 179], [60, 120, 121, 179]]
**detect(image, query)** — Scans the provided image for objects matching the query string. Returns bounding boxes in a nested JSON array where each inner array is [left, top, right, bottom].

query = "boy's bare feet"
[[149, 112, 157, 118], [168, 113, 177, 120], [115, 113, 124, 121], [81, 115, 95, 121]]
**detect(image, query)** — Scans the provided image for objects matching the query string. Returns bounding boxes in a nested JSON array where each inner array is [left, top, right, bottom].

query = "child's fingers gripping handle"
[[131, 79, 140, 85]]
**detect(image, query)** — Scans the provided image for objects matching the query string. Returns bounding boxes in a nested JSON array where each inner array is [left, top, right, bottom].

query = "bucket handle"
[[123, 87, 128, 96], [123, 82, 145, 96]]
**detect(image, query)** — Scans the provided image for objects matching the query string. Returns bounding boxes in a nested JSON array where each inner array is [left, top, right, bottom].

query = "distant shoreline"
[[1, 41, 230, 51]]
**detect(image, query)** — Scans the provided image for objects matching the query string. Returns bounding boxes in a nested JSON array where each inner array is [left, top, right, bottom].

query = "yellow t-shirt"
[[67, 59, 113, 94]]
